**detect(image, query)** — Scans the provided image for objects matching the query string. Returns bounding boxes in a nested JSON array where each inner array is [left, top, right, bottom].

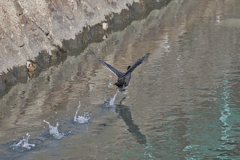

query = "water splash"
[[74, 101, 90, 124], [43, 120, 64, 139], [101, 90, 119, 108], [12, 133, 35, 150], [109, 90, 119, 106]]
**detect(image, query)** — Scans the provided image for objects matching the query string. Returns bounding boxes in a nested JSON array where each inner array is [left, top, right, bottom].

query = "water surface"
[[1, 0, 240, 159]]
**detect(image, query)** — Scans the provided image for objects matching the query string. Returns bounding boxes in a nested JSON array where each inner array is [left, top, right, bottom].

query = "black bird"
[[91, 51, 150, 91]]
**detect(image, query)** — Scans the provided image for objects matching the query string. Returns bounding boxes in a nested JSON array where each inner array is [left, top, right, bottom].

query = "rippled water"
[[1, 0, 240, 159]]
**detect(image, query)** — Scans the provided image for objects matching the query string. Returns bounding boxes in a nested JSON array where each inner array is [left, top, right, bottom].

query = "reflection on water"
[[115, 105, 147, 144], [1, 0, 240, 159], [100, 97, 147, 145]]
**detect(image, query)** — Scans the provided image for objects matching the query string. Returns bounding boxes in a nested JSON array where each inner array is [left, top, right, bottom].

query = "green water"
[[1, 0, 240, 159]]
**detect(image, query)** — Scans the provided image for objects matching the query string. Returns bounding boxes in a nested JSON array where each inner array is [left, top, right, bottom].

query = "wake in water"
[[43, 120, 64, 139], [12, 133, 35, 150], [73, 101, 90, 124]]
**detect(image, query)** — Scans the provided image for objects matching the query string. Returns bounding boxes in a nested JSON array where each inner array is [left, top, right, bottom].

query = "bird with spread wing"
[[90, 51, 150, 92]]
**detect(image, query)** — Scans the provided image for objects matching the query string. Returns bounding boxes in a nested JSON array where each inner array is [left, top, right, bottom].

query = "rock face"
[[0, 0, 137, 73]]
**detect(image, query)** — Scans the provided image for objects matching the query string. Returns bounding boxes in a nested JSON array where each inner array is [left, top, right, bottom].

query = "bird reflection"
[[115, 104, 147, 144]]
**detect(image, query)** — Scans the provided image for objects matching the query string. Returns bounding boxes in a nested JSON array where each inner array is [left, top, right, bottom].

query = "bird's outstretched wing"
[[122, 53, 150, 77], [90, 51, 124, 77]]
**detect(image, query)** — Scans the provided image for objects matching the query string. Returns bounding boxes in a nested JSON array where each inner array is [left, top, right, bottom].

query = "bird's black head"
[[127, 66, 131, 70]]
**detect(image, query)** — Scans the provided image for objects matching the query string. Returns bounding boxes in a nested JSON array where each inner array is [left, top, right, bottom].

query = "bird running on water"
[[91, 51, 150, 92]]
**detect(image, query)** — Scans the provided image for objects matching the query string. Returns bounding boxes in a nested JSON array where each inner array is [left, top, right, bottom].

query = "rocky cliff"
[[0, 0, 137, 73]]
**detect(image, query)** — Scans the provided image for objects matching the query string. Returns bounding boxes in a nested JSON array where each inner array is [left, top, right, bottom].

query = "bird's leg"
[[119, 97, 126, 105]]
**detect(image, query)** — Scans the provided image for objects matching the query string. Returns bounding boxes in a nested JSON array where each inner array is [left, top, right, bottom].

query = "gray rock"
[[0, 0, 137, 73]]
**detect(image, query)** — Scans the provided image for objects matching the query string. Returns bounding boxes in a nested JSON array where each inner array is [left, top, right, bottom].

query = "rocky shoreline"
[[0, 0, 138, 73], [0, 0, 171, 95]]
